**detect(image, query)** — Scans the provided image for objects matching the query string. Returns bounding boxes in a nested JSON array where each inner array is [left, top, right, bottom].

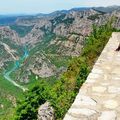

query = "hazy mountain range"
[[0, 5, 120, 25]]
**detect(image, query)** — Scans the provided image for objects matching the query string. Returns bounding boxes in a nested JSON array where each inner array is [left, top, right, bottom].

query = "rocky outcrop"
[[0, 26, 20, 44], [29, 53, 56, 78], [38, 102, 55, 120], [20, 19, 52, 44], [31, 61, 55, 78]]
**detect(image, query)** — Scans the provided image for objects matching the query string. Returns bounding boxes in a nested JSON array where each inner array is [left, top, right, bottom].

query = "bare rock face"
[[20, 19, 52, 44], [0, 26, 20, 44], [53, 23, 69, 36], [30, 54, 56, 78], [31, 61, 55, 78], [20, 26, 44, 44], [49, 34, 84, 56], [38, 102, 55, 120]]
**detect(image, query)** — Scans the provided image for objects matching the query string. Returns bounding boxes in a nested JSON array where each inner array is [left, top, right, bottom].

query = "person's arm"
[[116, 43, 120, 51]]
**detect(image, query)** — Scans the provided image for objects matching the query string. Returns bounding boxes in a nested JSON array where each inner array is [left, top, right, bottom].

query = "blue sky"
[[0, 0, 120, 14]]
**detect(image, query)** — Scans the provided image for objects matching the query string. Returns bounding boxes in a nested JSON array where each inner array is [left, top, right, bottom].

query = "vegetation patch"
[[87, 13, 101, 20], [51, 14, 74, 27], [10, 25, 33, 37], [0, 75, 24, 120]]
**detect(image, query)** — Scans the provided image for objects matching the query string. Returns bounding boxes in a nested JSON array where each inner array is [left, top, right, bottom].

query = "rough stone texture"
[[64, 33, 120, 120], [104, 100, 118, 109], [72, 95, 97, 106], [92, 86, 107, 93], [38, 102, 55, 120], [98, 111, 117, 120], [68, 108, 97, 117]]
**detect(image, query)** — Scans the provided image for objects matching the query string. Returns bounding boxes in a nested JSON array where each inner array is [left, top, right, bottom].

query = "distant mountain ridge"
[[0, 6, 120, 25], [0, 7, 91, 25], [93, 5, 120, 13]]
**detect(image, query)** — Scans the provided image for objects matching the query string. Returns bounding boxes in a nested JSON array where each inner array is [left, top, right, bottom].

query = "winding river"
[[4, 46, 29, 92]]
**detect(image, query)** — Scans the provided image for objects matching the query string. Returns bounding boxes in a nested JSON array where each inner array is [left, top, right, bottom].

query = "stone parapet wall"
[[64, 32, 120, 120]]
